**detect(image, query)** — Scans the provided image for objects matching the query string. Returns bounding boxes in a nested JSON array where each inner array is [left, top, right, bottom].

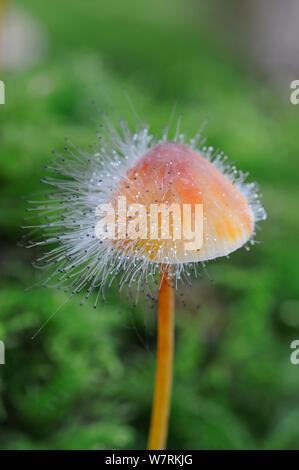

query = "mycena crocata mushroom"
[[23, 116, 266, 450]]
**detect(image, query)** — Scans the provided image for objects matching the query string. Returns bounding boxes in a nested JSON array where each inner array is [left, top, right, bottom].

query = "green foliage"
[[0, 0, 299, 449]]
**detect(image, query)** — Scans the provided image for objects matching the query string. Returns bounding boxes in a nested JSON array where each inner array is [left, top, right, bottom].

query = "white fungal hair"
[[21, 110, 266, 308]]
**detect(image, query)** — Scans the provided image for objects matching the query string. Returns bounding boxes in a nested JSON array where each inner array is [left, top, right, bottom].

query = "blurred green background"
[[1, 0, 299, 450]]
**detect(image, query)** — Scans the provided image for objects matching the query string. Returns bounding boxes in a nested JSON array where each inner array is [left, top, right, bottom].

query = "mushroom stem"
[[147, 267, 175, 450]]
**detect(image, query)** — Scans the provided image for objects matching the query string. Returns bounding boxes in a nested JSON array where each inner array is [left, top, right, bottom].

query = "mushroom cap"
[[110, 142, 254, 264]]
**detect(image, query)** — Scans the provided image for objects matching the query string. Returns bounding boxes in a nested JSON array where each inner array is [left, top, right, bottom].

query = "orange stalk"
[[147, 268, 175, 450]]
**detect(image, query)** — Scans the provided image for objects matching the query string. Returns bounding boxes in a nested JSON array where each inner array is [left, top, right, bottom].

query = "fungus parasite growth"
[[23, 111, 266, 449]]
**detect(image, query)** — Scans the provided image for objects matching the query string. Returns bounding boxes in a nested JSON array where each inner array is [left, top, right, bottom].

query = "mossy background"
[[0, 0, 299, 450]]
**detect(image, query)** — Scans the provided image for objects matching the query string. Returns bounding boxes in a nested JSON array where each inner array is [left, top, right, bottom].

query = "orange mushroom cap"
[[110, 142, 255, 264]]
